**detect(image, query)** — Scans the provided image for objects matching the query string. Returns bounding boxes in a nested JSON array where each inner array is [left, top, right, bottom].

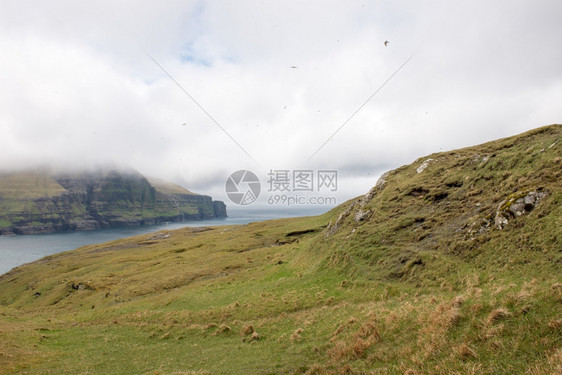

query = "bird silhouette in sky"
[[384, 41, 389, 47], [290, 65, 298, 69]]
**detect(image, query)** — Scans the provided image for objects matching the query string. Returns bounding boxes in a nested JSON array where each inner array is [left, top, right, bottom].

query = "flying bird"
[[384, 41, 389, 47], [290, 65, 298, 69]]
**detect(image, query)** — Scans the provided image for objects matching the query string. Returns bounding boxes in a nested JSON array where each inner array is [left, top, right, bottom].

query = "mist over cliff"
[[0, 167, 226, 235]]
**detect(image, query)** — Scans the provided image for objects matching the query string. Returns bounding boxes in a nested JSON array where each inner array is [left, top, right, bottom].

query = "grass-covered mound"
[[0, 125, 560, 374]]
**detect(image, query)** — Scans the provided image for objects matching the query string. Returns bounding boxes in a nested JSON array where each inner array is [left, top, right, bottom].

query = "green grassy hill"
[[147, 177, 196, 195], [0, 173, 67, 200], [0, 125, 560, 374]]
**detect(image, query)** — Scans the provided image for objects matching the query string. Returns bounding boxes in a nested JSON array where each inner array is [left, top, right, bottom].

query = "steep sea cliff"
[[0, 168, 226, 235]]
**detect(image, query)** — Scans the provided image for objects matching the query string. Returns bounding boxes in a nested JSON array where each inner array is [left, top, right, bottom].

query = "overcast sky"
[[1, 0, 561, 208]]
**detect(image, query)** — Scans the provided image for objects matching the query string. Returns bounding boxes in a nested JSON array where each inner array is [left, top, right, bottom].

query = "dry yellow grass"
[[486, 308, 511, 325], [290, 328, 304, 342]]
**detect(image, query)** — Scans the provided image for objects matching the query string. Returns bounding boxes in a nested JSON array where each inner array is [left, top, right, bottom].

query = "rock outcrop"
[[495, 189, 549, 229], [324, 124, 560, 245]]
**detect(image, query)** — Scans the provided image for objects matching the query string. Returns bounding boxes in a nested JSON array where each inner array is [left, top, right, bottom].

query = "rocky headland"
[[0, 168, 227, 235]]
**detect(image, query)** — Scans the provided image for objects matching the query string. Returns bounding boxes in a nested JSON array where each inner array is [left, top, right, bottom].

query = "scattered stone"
[[375, 171, 390, 189], [495, 213, 509, 230], [150, 233, 170, 240], [416, 159, 433, 173], [354, 209, 371, 222], [495, 190, 549, 229], [325, 202, 357, 237], [509, 201, 526, 216]]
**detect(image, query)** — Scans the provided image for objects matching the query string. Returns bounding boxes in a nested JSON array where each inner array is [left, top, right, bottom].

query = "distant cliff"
[[0, 168, 227, 235]]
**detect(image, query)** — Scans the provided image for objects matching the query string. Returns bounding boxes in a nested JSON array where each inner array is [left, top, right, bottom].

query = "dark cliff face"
[[213, 201, 227, 218], [0, 169, 227, 235]]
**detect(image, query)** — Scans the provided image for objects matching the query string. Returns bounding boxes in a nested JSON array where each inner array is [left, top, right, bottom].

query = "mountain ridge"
[[0, 168, 227, 235]]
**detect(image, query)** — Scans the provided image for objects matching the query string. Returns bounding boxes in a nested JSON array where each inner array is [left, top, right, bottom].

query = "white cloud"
[[0, 0, 560, 208]]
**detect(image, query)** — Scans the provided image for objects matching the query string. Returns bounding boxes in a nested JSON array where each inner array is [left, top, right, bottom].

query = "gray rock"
[[495, 213, 509, 230], [325, 202, 357, 237], [375, 171, 391, 189], [359, 171, 391, 208], [495, 190, 548, 229], [416, 159, 433, 174], [354, 210, 371, 222], [509, 200, 526, 216]]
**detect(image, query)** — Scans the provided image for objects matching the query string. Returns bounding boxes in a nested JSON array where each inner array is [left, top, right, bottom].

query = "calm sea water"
[[0, 207, 331, 275]]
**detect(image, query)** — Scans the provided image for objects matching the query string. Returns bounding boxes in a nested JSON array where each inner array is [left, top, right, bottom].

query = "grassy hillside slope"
[[0, 125, 560, 374], [0, 173, 67, 200], [147, 177, 196, 195]]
